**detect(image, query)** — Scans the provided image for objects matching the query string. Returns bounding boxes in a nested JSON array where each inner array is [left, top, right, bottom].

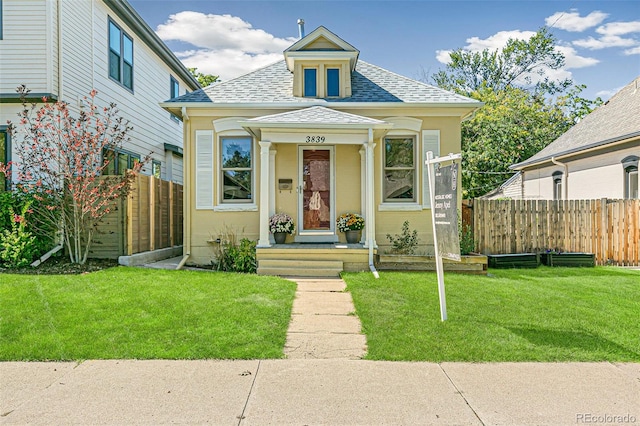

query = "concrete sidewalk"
[[284, 278, 367, 359], [1, 360, 638, 425]]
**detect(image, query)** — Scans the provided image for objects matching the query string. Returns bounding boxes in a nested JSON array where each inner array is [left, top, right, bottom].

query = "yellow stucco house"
[[161, 26, 482, 275]]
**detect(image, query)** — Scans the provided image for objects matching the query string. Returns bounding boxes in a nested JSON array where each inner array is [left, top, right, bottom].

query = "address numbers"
[[305, 136, 325, 143]]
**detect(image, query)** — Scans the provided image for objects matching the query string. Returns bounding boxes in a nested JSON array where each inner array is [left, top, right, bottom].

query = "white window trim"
[[217, 132, 256, 208], [378, 130, 419, 211]]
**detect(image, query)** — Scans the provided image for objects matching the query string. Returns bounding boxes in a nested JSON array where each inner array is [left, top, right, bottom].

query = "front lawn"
[[0, 267, 296, 360], [343, 267, 640, 362]]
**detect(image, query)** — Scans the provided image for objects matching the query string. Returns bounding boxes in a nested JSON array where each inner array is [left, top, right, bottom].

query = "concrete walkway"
[[1, 360, 638, 425], [284, 278, 367, 359]]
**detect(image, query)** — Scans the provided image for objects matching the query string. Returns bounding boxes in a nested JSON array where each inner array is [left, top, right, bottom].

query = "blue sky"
[[129, 0, 640, 100]]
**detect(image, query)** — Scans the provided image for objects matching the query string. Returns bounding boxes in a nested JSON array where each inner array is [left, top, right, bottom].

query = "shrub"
[[459, 223, 475, 255], [0, 191, 56, 263], [0, 202, 37, 268], [210, 226, 257, 273], [386, 220, 419, 255]]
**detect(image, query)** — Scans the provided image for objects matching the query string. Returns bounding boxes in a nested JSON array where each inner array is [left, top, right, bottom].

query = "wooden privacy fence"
[[473, 199, 640, 266], [91, 175, 183, 259]]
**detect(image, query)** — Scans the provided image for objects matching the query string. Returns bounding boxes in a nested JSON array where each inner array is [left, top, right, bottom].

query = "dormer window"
[[304, 68, 317, 97], [284, 26, 359, 99], [326, 68, 340, 97]]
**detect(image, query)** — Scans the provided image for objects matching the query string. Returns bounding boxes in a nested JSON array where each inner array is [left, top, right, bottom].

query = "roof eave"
[[160, 101, 483, 110], [510, 131, 640, 170], [237, 121, 392, 130]]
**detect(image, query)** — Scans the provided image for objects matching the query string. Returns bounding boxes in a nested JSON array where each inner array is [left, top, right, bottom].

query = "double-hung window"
[[220, 137, 253, 203], [383, 137, 416, 202], [108, 19, 133, 91]]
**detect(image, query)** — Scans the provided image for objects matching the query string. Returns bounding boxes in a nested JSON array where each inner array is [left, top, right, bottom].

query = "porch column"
[[268, 147, 277, 244], [365, 133, 377, 250], [258, 141, 272, 247], [359, 146, 367, 244]]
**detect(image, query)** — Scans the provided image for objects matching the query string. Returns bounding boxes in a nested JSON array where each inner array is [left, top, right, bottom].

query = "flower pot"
[[345, 230, 361, 244], [273, 232, 287, 244]]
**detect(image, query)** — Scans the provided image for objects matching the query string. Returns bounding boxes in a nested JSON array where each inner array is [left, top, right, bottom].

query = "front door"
[[298, 146, 336, 242]]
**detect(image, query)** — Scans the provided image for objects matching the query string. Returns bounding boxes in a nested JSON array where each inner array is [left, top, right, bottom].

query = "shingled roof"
[[512, 76, 640, 170], [164, 60, 479, 106]]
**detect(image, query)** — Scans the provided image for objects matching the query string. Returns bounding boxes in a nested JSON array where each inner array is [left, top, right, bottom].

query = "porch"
[[256, 243, 373, 277]]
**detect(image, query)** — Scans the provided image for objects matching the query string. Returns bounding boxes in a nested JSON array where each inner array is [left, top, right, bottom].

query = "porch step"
[[257, 259, 343, 277]]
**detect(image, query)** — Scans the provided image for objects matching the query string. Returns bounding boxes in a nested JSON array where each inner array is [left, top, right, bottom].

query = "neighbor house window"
[[170, 76, 179, 121], [0, 127, 9, 191], [384, 137, 416, 202], [220, 136, 253, 202], [623, 156, 639, 199], [303, 68, 317, 97], [152, 160, 161, 179], [552, 171, 563, 200], [103, 148, 140, 175], [108, 19, 133, 90], [326, 68, 340, 97]]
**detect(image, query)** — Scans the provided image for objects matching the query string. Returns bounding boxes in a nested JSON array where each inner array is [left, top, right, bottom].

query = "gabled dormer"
[[284, 26, 359, 99]]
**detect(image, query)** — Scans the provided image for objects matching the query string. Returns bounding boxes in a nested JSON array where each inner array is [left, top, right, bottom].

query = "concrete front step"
[[257, 259, 344, 277]]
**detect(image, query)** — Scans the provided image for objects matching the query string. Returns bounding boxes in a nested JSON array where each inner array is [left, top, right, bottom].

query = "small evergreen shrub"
[[386, 220, 419, 255]]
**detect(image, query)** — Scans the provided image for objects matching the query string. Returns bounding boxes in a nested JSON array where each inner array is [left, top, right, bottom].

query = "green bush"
[[0, 202, 36, 268], [459, 223, 475, 255], [0, 191, 57, 263], [386, 220, 419, 254], [211, 226, 257, 273]]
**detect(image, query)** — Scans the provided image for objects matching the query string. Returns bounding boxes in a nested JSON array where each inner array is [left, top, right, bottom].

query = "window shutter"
[[422, 130, 440, 208], [195, 130, 214, 209]]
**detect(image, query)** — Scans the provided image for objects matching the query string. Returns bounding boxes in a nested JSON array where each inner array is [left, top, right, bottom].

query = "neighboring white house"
[[0, 0, 199, 186], [509, 76, 639, 200]]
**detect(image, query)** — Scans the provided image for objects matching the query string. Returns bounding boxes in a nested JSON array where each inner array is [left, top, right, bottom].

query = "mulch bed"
[[0, 257, 119, 275]]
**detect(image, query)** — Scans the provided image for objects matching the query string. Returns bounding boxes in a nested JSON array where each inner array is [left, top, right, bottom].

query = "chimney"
[[297, 19, 305, 39]]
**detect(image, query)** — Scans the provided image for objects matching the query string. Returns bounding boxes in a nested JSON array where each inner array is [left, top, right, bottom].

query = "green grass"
[[343, 267, 640, 362], [0, 267, 296, 361]]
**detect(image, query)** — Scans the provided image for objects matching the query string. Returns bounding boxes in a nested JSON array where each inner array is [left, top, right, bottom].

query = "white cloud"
[[624, 46, 640, 55], [545, 10, 608, 32], [463, 30, 537, 51], [596, 86, 623, 99], [596, 21, 640, 36], [435, 49, 452, 64], [155, 12, 297, 81], [573, 35, 638, 50], [555, 45, 599, 69]]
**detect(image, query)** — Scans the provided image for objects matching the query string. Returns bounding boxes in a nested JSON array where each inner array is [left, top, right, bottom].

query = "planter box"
[[376, 254, 488, 274], [540, 252, 595, 267], [487, 253, 539, 269]]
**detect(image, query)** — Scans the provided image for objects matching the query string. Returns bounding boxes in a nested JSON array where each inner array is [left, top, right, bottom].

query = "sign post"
[[426, 151, 462, 321]]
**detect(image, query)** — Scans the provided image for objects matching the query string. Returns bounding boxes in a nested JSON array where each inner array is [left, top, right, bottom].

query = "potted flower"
[[269, 213, 295, 244], [337, 213, 365, 244]]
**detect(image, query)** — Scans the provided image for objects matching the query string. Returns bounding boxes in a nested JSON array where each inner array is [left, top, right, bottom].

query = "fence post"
[[149, 176, 155, 251], [126, 180, 134, 256]]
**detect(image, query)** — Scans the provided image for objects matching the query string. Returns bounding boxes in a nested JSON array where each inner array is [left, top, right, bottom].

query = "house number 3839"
[[306, 136, 325, 143]]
